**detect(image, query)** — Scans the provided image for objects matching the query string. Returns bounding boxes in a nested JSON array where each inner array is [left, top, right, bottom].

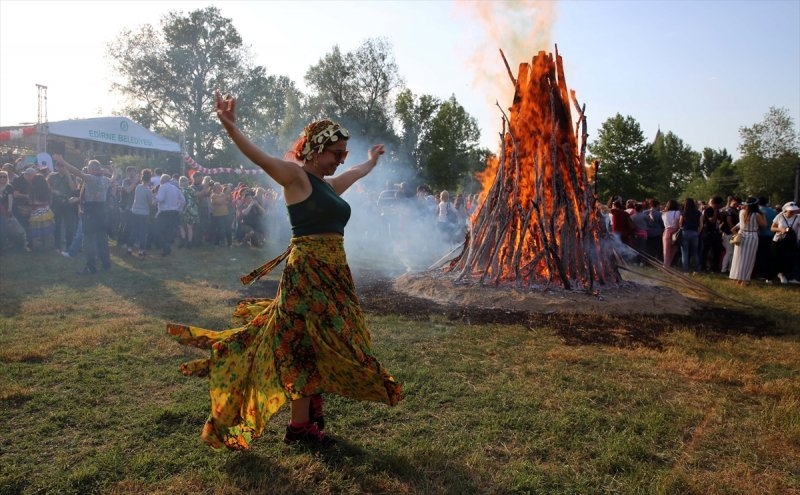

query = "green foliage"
[[417, 95, 484, 191], [698, 147, 733, 179], [587, 114, 655, 201], [735, 107, 800, 202], [107, 12, 489, 193], [0, 248, 798, 494], [305, 38, 403, 143], [394, 89, 442, 174], [683, 160, 739, 203], [739, 106, 799, 160], [651, 131, 701, 200], [107, 7, 287, 167]]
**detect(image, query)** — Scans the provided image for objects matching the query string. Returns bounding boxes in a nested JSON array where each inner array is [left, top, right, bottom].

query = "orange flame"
[[449, 48, 617, 290]]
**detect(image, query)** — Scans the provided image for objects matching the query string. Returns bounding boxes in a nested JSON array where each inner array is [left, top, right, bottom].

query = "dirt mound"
[[241, 268, 774, 349], [391, 271, 696, 316]]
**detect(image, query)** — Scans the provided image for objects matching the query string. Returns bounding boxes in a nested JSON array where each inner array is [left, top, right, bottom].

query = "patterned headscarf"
[[298, 119, 350, 162]]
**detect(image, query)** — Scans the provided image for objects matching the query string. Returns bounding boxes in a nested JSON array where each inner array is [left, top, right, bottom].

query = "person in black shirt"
[[700, 196, 723, 272], [719, 196, 741, 273], [679, 197, 703, 273]]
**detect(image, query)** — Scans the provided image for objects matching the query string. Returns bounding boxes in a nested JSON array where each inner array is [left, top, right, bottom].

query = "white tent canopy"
[[47, 117, 180, 153]]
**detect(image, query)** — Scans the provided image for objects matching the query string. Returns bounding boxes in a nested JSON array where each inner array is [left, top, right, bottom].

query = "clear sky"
[[1, 0, 798, 160]]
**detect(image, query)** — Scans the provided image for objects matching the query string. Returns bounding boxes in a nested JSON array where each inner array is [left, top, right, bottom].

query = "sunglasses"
[[328, 149, 348, 161]]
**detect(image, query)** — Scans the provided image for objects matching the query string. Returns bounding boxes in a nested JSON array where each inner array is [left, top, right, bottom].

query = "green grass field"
[[1, 242, 798, 494]]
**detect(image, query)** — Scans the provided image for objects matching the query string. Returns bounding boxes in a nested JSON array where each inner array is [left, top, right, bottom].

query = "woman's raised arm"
[[215, 92, 303, 189]]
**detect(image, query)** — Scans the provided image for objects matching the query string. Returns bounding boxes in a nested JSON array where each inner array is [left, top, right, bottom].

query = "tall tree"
[[394, 89, 442, 174], [304, 38, 404, 143], [417, 95, 483, 190], [651, 130, 700, 200], [684, 161, 740, 202], [736, 106, 800, 201], [587, 114, 654, 202], [107, 7, 297, 165], [698, 147, 733, 179]]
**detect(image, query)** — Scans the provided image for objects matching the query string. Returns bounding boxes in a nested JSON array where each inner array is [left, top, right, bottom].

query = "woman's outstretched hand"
[[215, 91, 236, 128], [368, 144, 385, 164]]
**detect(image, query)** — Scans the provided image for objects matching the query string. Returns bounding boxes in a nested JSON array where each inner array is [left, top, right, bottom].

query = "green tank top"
[[287, 172, 351, 237]]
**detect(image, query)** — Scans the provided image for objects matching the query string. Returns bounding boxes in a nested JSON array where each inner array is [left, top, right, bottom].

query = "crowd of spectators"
[[600, 194, 800, 285], [0, 154, 291, 266], [0, 154, 481, 270], [2, 151, 798, 286]]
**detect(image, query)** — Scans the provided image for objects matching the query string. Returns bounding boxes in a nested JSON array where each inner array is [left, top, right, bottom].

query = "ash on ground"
[[240, 266, 776, 349]]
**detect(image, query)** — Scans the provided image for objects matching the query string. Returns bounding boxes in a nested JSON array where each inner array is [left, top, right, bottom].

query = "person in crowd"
[[661, 199, 681, 268], [46, 159, 80, 252], [26, 172, 54, 251], [1, 163, 17, 182], [209, 182, 232, 247], [166, 93, 402, 450], [630, 202, 649, 259], [150, 168, 163, 188], [11, 167, 36, 249], [699, 197, 723, 272], [116, 166, 140, 253], [55, 156, 115, 274], [644, 199, 664, 261], [154, 173, 185, 256], [0, 170, 25, 251], [177, 176, 199, 249], [719, 196, 741, 274], [770, 201, 800, 284], [262, 185, 282, 244], [129, 168, 154, 257], [754, 197, 777, 280], [61, 174, 86, 260], [224, 183, 237, 245], [678, 197, 702, 273], [191, 173, 211, 247], [729, 197, 766, 285], [236, 189, 266, 247], [609, 197, 634, 247], [624, 198, 637, 216], [452, 193, 469, 243], [437, 190, 458, 243]]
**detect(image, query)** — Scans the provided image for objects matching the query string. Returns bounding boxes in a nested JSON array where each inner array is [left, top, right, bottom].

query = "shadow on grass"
[[221, 441, 481, 494], [0, 244, 271, 330]]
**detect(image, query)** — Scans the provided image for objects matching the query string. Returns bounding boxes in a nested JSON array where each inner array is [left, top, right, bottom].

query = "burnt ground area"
[[240, 269, 779, 350]]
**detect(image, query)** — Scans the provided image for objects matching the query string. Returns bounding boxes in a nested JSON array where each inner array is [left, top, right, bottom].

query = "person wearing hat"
[[770, 201, 800, 284], [729, 197, 767, 285]]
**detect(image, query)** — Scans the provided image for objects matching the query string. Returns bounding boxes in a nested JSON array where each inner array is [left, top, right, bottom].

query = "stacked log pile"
[[446, 47, 619, 290]]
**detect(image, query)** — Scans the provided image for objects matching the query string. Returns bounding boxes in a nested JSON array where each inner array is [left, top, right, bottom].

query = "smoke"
[[453, 0, 558, 143], [336, 136, 461, 276], [336, 2, 559, 277]]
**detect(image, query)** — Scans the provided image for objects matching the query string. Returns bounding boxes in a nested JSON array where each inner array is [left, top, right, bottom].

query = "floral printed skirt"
[[167, 236, 403, 450]]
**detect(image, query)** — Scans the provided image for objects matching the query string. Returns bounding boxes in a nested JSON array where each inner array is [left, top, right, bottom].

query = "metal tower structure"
[[36, 84, 48, 153]]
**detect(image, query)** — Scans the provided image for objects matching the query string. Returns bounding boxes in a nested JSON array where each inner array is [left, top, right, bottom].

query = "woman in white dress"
[[729, 197, 766, 285]]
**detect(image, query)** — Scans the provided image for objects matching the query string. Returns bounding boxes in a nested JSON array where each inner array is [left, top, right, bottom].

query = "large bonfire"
[[444, 46, 619, 291]]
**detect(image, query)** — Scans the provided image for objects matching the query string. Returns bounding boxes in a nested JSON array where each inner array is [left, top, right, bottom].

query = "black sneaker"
[[283, 423, 336, 447], [309, 394, 325, 431]]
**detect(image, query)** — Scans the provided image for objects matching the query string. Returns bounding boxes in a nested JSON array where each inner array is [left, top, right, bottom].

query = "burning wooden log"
[[445, 47, 619, 290]]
